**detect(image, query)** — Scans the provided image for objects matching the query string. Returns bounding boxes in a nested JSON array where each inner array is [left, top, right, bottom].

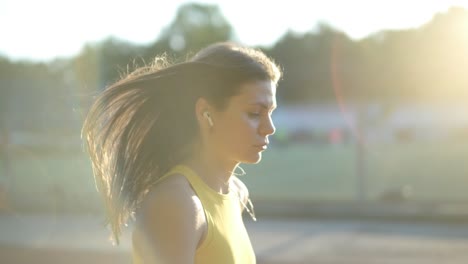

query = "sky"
[[1, 0, 467, 61]]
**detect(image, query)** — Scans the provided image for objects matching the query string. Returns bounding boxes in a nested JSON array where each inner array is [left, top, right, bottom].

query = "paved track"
[[2, 213, 468, 264]]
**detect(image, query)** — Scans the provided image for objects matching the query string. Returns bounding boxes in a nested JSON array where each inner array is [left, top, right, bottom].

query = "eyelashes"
[[248, 112, 261, 118], [247, 111, 274, 118]]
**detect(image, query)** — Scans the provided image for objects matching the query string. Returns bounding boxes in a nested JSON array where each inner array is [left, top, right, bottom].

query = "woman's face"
[[210, 80, 277, 164]]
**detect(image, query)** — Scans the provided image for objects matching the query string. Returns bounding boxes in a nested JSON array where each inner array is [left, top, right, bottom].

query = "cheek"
[[217, 115, 256, 145], [235, 115, 258, 135]]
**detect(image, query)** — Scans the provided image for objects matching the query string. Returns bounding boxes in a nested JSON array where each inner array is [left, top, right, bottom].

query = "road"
[[1, 213, 468, 264]]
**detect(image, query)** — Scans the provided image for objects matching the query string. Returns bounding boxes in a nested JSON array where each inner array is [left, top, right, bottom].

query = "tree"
[[269, 24, 356, 103], [146, 3, 233, 59]]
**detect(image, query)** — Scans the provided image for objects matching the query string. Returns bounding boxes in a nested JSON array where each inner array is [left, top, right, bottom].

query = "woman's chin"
[[242, 153, 262, 164]]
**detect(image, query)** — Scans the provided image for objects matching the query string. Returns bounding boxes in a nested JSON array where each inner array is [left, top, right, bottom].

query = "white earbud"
[[203, 111, 214, 127]]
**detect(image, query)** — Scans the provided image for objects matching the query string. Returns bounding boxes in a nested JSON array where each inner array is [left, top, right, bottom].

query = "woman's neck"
[[182, 149, 238, 194]]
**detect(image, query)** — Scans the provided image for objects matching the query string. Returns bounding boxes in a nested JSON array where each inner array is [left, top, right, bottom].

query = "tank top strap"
[[152, 164, 206, 189], [152, 164, 234, 203], [170, 164, 207, 192], [169, 164, 234, 200]]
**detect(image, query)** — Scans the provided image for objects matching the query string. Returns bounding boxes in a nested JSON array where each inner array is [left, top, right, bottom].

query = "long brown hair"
[[81, 42, 281, 243]]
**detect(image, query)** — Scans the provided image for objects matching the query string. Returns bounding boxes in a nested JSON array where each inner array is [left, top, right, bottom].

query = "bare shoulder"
[[133, 173, 206, 263], [142, 173, 204, 216]]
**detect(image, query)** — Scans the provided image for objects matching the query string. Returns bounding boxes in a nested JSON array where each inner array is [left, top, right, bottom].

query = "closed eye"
[[248, 112, 261, 118]]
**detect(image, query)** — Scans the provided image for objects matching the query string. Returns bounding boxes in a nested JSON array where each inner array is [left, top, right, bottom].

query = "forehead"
[[233, 80, 276, 107]]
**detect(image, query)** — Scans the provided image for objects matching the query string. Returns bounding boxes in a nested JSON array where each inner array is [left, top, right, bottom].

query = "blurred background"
[[1, 0, 468, 263]]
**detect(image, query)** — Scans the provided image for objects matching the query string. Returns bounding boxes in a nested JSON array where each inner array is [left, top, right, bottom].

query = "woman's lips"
[[253, 144, 267, 150]]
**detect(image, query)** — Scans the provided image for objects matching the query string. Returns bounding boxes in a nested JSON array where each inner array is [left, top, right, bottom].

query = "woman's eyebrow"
[[248, 102, 277, 110]]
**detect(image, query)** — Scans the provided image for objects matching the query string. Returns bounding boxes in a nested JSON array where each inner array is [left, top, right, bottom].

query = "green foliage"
[[145, 3, 233, 60], [5, 140, 468, 211]]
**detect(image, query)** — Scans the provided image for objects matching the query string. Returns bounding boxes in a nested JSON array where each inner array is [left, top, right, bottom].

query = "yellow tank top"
[[132, 164, 256, 264]]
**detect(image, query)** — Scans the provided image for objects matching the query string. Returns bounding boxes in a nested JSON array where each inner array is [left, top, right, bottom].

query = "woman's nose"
[[261, 115, 276, 136]]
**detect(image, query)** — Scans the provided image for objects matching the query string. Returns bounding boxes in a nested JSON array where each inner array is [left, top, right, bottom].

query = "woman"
[[81, 42, 281, 263]]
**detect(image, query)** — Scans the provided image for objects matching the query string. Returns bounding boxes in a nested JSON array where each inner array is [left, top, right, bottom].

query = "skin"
[[133, 79, 277, 264]]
